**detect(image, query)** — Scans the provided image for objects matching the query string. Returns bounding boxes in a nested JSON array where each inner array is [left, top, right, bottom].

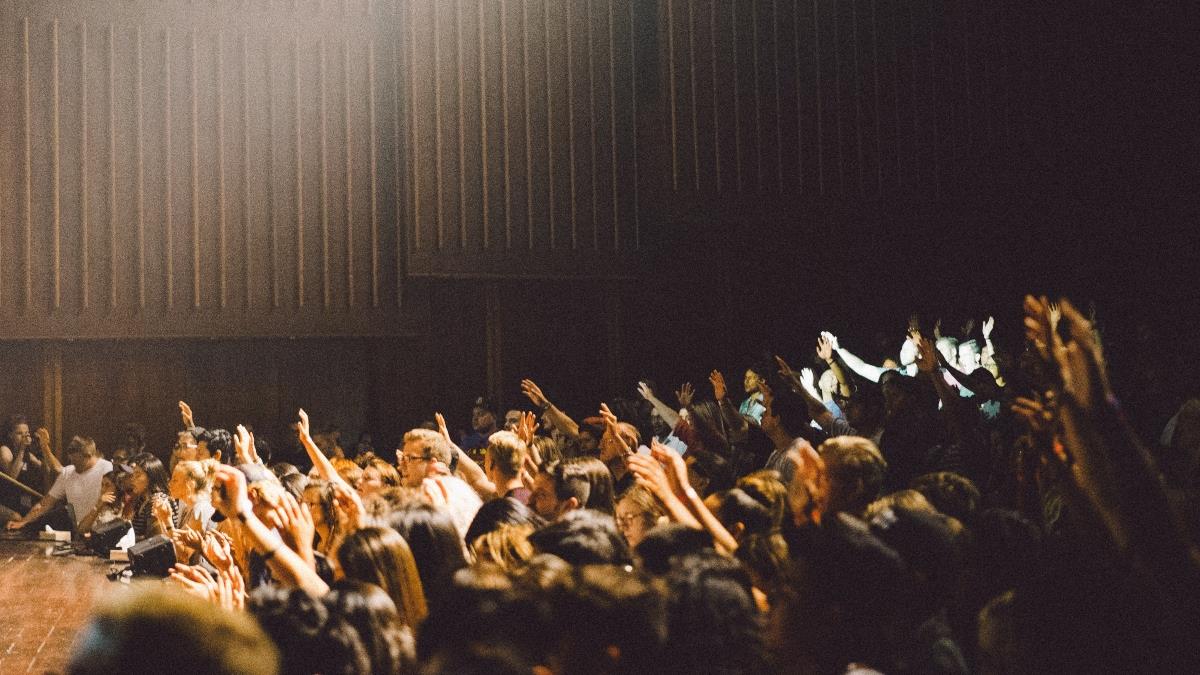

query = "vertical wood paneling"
[[0, 2, 403, 337]]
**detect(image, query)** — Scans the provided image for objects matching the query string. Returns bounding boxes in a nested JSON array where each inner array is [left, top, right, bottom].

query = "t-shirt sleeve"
[[47, 471, 69, 500]]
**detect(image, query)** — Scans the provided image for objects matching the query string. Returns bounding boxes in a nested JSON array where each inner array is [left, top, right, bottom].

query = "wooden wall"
[[0, 0, 405, 339]]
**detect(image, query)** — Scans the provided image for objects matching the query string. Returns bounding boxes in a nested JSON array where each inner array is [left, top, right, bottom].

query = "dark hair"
[[248, 585, 370, 675], [271, 462, 300, 479], [663, 550, 768, 674], [386, 504, 468, 614], [769, 387, 812, 438], [714, 488, 773, 539], [1, 414, 28, 444], [203, 428, 233, 460], [279, 472, 309, 502], [545, 565, 667, 674], [909, 471, 982, 525], [325, 579, 414, 675], [685, 447, 732, 495], [685, 400, 732, 456], [465, 497, 544, 545], [129, 452, 171, 494], [634, 524, 714, 576], [528, 509, 631, 566], [543, 457, 616, 515], [119, 422, 147, 452]]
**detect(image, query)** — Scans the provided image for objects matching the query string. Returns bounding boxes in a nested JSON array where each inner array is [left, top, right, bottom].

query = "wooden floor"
[[0, 540, 113, 674]]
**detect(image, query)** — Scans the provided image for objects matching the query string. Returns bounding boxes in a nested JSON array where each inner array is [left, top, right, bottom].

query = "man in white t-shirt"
[[5, 436, 112, 529]]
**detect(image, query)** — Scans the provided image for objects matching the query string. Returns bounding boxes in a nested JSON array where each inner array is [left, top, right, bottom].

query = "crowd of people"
[[4, 296, 1199, 674]]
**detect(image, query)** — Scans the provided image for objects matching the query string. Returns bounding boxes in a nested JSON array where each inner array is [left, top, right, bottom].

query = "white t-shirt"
[[48, 458, 114, 525]]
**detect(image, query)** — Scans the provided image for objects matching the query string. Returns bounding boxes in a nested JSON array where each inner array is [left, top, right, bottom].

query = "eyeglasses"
[[615, 513, 642, 527], [398, 454, 430, 464]]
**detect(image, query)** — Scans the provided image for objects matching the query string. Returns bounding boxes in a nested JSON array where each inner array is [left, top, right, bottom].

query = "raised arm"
[[438, 412, 496, 499], [637, 381, 681, 430], [795, 368, 837, 430], [35, 427, 63, 487], [710, 371, 750, 438], [213, 464, 328, 597], [521, 379, 579, 438], [827, 332, 888, 383], [296, 409, 345, 486], [652, 442, 738, 555], [815, 335, 852, 397]]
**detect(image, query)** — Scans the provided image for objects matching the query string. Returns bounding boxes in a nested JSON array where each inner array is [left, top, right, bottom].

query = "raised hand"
[[516, 411, 539, 446], [213, 464, 251, 518], [34, 427, 51, 452], [913, 334, 939, 374], [636, 381, 656, 401], [816, 334, 834, 362], [152, 494, 174, 530], [215, 565, 246, 612], [434, 412, 454, 446], [169, 563, 217, 603], [234, 425, 262, 466], [627, 452, 673, 499], [297, 408, 311, 439], [331, 481, 367, 533], [179, 401, 195, 429], [274, 491, 316, 555], [201, 531, 235, 573], [799, 368, 817, 393], [820, 331, 840, 351], [650, 441, 689, 497], [982, 315, 995, 340], [520, 379, 550, 409], [675, 382, 695, 408], [709, 370, 727, 400], [598, 403, 632, 457]]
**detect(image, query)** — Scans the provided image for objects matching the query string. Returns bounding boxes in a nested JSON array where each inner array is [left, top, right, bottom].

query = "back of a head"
[[546, 456, 616, 515], [249, 585, 370, 675], [771, 388, 813, 439], [465, 496, 543, 545], [387, 504, 468, 611], [336, 526, 429, 627], [69, 586, 279, 675], [547, 565, 667, 675], [325, 580, 414, 675], [714, 488, 774, 539], [910, 471, 981, 524], [485, 430, 528, 478], [634, 524, 714, 576], [819, 436, 888, 518], [663, 550, 767, 674], [528, 509, 631, 566]]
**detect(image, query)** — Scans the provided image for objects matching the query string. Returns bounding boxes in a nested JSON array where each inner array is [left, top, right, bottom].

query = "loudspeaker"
[[88, 519, 132, 556], [128, 535, 176, 577]]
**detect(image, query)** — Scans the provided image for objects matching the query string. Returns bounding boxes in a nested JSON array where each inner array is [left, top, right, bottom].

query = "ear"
[[212, 450, 222, 463], [559, 496, 580, 517]]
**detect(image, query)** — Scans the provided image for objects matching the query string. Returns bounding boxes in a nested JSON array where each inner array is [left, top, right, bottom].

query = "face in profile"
[[356, 465, 385, 498], [616, 498, 651, 548], [530, 472, 562, 520], [744, 370, 763, 395]]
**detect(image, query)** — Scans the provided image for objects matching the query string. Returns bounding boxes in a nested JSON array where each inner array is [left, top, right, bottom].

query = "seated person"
[[6, 436, 113, 532]]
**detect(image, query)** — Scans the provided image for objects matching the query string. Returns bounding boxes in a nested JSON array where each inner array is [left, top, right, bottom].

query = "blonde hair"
[[470, 523, 535, 572], [174, 459, 218, 499], [330, 457, 363, 485], [485, 431, 528, 477], [865, 489, 937, 522], [617, 484, 664, 530], [402, 429, 453, 465]]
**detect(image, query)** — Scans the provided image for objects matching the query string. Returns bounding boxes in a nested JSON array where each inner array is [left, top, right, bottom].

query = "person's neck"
[[500, 475, 524, 494], [767, 428, 794, 451]]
